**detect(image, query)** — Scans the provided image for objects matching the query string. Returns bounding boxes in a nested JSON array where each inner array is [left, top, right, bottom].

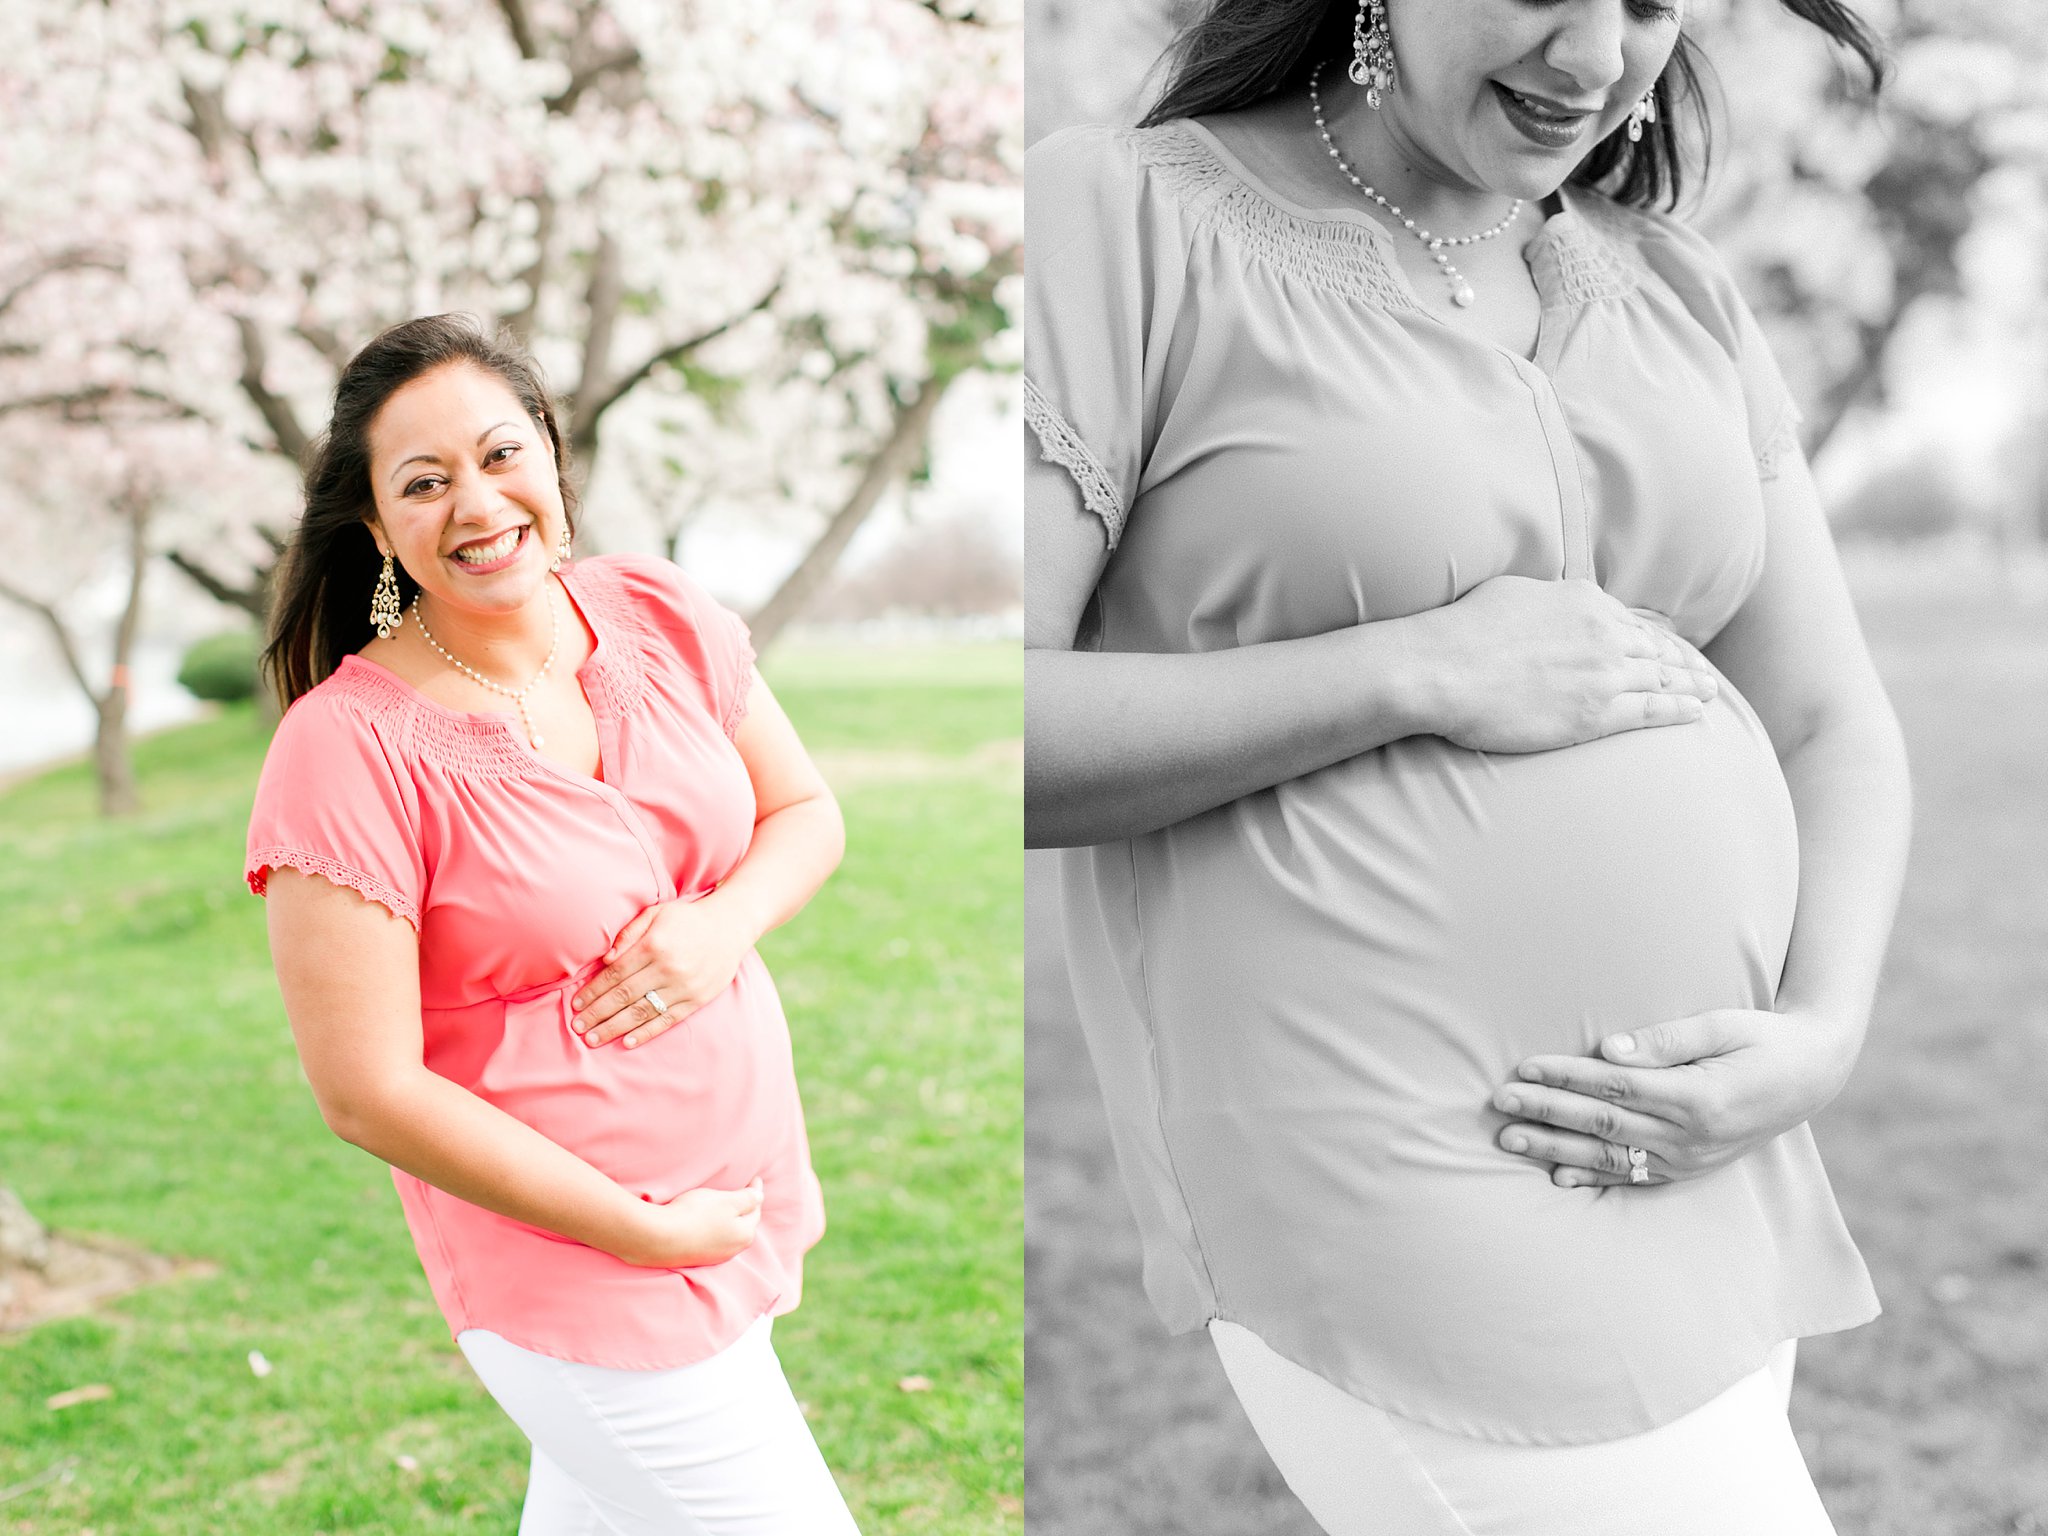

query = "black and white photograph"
[[1025, 1, 2048, 1531]]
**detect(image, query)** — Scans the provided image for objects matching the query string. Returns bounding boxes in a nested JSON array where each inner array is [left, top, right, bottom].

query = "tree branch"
[[569, 231, 624, 434], [496, 0, 540, 59], [0, 385, 205, 422], [234, 314, 312, 463], [0, 249, 124, 324], [570, 278, 784, 459], [908, 0, 994, 23], [746, 372, 953, 648], [0, 577, 97, 702], [547, 45, 640, 113]]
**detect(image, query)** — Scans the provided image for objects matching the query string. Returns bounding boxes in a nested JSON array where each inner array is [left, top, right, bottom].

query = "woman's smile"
[[1489, 81, 1600, 149], [448, 522, 531, 573]]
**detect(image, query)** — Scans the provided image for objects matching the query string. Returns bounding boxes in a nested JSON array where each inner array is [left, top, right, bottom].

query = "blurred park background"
[[0, 1, 1021, 1531], [1026, 1, 2048, 1532]]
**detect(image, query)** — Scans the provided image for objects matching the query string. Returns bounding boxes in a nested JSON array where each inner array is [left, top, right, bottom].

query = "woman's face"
[[1378, 0, 1683, 201], [364, 362, 564, 620]]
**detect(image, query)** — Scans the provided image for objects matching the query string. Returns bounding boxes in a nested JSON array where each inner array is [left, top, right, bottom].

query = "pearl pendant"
[[531, 734, 545, 748], [1452, 284, 1476, 307], [1365, 85, 1381, 110]]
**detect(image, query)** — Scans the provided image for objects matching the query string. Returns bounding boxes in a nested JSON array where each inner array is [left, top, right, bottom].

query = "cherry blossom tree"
[[1, 0, 1021, 646]]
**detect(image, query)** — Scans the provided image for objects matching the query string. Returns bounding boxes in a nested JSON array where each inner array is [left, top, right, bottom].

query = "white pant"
[[457, 1315, 861, 1535], [1211, 1320, 1836, 1536]]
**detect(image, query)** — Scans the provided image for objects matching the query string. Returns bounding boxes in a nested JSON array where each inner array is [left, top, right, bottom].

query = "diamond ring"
[[1627, 1146, 1650, 1184], [643, 988, 669, 1016]]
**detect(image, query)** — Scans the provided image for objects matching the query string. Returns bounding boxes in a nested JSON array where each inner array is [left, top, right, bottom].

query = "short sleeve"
[[1634, 211, 1807, 483], [1025, 124, 1181, 550], [602, 553, 757, 739], [245, 692, 427, 931]]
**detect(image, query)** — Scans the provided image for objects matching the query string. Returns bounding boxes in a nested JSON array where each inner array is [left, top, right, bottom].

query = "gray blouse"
[[1028, 118, 1877, 1446]]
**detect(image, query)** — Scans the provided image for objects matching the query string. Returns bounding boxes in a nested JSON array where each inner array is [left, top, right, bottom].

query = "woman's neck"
[[410, 575, 560, 681], [1315, 89, 1518, 238]]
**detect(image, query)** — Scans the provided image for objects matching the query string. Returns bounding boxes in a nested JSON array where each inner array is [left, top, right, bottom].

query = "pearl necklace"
[[409, 578, 561, 749], [1309, 60, 1524, 308]]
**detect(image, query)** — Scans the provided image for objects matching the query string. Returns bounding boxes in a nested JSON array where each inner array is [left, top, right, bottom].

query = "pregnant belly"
[[1133, 677, 1798, 1169], [468, 955, 807, 1208]]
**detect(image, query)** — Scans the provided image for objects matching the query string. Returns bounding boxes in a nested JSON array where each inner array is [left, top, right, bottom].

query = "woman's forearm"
[[330, 1069, 660, 1263], [1025, 622, 1431, 848], [1771, 691, 1913, 1087], [707, 795, 845, 944]]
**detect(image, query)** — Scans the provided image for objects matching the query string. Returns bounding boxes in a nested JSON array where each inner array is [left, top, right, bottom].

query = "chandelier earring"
[[369, 549, 404, 639], [1350, 0, 1397, 109], [550, 522, 573, 571], [1626, 88, 1659, 144]]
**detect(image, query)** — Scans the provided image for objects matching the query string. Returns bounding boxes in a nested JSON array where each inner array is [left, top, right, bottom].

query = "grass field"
[[1024, 563, 2048, 1535], [0, 643, 1021, 1534]]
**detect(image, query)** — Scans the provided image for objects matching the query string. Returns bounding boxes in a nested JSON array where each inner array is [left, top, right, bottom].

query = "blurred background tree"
[[0, 0, 1021, 810]]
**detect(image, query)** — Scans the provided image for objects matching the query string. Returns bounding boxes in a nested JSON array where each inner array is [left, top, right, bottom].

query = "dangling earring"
[[550, 522, 573, 572], [1349, 0, 1396, 109], [1626, 88, 1658, 143], [369, 550, 404, 638]]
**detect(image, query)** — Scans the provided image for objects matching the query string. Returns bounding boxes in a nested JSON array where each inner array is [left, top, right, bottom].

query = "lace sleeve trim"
[[1026, 376, 1127, 550], [722, 644, 756, 741], [246, 846, 421, 932], [1755, 400, 1804, 483]]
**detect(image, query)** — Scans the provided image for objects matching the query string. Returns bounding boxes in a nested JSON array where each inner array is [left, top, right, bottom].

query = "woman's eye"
[[487, 443, 520, 465], [404, 476, 442, 497]]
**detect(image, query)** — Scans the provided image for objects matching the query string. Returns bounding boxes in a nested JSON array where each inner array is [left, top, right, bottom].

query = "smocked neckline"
[[324, 557, 649, 779], [1154, 117, 1639, 312]]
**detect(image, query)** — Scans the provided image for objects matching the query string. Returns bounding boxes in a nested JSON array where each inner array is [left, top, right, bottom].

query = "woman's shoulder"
[[1565, 189, 1756, 336], [1027, 117, 1221, 228], [573, 550, 726, 633], [571, 553, 752, 710]]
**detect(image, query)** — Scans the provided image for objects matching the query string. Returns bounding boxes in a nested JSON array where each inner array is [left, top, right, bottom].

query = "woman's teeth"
[[1506, 88, 1577, 120], [453, 527, 523, 564]]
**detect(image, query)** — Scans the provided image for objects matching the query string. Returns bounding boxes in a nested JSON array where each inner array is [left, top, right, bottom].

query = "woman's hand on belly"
[[1489, 1007, 1862, 1187], [1412, 576, 1721, 754], [616, 1177, 766, 1268], [572, 891, 756, 1049]]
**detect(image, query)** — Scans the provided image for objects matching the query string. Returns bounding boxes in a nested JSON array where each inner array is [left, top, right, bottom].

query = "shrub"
[[177, 628, 260, 703]]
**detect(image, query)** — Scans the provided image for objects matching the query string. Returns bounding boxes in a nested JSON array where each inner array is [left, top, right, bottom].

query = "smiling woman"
[[245, 315, 861, 1532]]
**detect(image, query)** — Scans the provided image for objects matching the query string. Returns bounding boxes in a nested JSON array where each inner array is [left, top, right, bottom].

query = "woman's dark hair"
[[260, 313, 578, 710], [1139, 0, 1887, 210]]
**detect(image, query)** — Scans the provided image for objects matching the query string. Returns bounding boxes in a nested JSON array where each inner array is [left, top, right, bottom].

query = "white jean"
[[1211, 1320, 1836, 1536], [456, 1315, 861, 1535]]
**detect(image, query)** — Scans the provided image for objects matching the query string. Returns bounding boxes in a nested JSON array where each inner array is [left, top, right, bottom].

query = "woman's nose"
[[1541, 3, 1630, 97]]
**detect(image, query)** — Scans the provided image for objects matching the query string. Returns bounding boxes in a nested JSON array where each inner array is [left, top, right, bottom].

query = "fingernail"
[[623, 1035, 639, 1048], [1496, 1093, 1522, 1115], [1608, 1033, 1635, 1056], [1516, 1064, 1542, 1082], [1503, 1134, 1529, 1154]]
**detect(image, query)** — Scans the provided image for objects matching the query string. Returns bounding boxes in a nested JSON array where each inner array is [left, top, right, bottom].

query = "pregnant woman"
[[245, 315, 860, 1533], [1026, 0, 1909, 1529]]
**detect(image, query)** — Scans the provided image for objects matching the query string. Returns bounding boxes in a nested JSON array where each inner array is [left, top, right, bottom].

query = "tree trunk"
[[746, 375, 954, 651], [94, 682, 138, 816]]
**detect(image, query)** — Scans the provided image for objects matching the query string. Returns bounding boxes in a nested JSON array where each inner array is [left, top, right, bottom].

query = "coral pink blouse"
[[244, 552, 826, 1369]]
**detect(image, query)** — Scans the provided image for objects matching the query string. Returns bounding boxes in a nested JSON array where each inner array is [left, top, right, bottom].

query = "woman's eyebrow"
[[388, 421, 521, 483]]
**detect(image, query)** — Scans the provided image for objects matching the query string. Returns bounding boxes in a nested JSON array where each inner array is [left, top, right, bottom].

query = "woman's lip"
[[447, 524, 529, 573], [1491, 82, 1593, 149], [1497, 83, 1602, 116]]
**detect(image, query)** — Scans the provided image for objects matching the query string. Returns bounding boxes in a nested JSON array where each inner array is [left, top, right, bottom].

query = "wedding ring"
[[1627, 1146, 1650, 1184], [643, 988, 668, 1016]]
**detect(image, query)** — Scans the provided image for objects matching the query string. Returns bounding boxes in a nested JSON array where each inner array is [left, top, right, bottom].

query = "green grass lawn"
[[0, 643, 1022, 1534]]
